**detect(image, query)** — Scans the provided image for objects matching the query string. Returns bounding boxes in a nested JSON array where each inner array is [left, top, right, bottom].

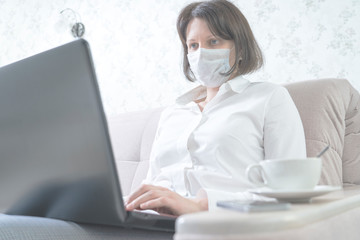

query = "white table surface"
[[174, 185, 360, 239]]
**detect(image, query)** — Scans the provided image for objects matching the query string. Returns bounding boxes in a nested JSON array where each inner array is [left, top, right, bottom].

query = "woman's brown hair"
[[177, 0, 264, 82]]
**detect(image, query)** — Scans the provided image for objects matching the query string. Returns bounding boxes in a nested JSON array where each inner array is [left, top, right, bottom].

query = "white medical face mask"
[[187, 48, 231, 87]]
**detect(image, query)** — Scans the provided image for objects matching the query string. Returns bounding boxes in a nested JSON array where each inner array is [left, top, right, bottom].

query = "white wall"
[[1, 0, 359, 115]]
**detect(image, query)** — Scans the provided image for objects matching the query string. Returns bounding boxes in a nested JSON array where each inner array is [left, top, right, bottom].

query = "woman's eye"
[[189, 43, 198, 50], [210, 39, 219, 45]]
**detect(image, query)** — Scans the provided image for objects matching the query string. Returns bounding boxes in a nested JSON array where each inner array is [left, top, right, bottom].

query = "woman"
[[126, 0, 306, 215]]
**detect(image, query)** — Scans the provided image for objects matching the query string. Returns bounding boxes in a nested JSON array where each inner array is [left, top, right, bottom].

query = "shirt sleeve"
[[263, 87, 307, 159]]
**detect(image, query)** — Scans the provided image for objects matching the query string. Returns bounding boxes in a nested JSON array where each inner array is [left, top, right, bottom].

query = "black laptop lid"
[[0, 39, 126, 225]]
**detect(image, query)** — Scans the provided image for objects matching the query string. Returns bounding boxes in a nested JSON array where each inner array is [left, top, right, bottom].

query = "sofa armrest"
[[174, 185, 360, 240]]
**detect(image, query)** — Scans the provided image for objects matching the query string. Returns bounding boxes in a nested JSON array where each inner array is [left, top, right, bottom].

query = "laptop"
[[0, 39, 176, 232]]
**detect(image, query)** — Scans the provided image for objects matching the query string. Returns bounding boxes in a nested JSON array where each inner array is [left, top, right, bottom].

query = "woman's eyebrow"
[[205, 35, 217, 39], [186, 38, 196, 43], [186, 34, 217, 43]]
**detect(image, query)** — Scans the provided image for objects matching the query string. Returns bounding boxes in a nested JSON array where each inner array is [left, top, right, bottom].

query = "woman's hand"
[[125, 184, 208, 216]]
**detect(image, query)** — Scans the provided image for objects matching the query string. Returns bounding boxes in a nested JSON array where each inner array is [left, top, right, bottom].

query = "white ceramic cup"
[[246, 158, 322, 190]]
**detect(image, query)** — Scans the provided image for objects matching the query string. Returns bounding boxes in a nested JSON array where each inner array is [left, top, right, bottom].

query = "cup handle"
[[246, 164, 265, 187]]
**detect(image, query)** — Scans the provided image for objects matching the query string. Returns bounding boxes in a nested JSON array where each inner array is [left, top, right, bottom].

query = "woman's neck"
[[204, 86, 220, 103], [197, 86, 220, 112]]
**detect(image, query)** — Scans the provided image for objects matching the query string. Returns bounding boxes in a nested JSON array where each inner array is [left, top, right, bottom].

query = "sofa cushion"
[[285, 79, 360, 185], [342, 82, 360, 184], [107, 108, 163, 195]]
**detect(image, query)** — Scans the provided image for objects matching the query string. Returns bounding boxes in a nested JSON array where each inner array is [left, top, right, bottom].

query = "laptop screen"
[[0, 40, 126, 225]]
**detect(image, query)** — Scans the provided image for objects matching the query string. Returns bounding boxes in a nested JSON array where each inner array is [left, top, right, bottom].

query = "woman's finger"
[[126, 185, 171, 211], [126, 189, 160, 211], [125, 184, 155, 205], [138, 192, 191, 216], [139, 196, 173, 210]]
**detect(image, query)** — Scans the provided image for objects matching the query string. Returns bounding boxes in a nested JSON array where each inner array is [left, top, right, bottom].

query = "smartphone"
[[216, 200, 291, 213]]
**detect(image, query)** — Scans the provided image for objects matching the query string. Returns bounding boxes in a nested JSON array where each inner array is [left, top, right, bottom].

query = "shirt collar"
[[175, 76, 250, 106]]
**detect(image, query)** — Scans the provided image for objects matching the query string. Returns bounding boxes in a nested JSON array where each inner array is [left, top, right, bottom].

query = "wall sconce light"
[[60, 8, 85, 38]]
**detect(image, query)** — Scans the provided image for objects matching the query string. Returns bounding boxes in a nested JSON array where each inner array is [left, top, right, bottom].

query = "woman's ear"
[[229, 45, 237, 68]]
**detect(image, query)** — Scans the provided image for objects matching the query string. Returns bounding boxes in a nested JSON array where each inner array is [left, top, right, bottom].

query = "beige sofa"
[[111, 78, 360, 195], [1, 78, 359, 239]]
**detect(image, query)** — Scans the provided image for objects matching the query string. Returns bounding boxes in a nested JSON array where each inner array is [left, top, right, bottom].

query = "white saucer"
[[248, 185, 342, 203]]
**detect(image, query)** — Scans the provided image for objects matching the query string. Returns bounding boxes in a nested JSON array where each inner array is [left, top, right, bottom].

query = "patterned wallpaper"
[[1, 0, 359, 115]]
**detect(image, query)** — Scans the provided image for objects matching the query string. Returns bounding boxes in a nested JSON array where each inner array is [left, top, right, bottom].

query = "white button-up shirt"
[[145, 76, 306, 210]]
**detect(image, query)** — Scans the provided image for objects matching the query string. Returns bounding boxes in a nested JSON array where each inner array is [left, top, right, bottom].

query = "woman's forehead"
[[186, 18, 215, 41]]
